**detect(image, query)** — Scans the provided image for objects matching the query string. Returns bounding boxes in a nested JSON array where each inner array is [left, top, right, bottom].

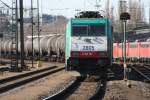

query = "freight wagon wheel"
[[66, 64, 71, 71], [66, 59, 71, 71], [65, 65, 69, 71]]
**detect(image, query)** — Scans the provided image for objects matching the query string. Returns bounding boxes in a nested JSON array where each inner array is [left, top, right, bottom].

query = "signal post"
[[120, 12, 130, 86]]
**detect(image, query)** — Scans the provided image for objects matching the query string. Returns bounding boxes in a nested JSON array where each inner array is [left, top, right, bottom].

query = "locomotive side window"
[[129, 44, 137, 48], [89, 25, 105, 36], [140, 44, 149, 48], [72, 25, 88, 36]]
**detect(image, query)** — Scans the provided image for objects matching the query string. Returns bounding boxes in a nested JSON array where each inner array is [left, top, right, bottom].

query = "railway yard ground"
[[103, 80, 150, 100], [0, 0, 150, 99], [0, 61, 64, 79], [0, 66, 75, 100], [0, 62, 150, 100], [103, 63, 150, 100]]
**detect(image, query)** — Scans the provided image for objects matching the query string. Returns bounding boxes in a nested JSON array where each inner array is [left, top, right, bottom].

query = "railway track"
[[0, 66, 9, 72], [131, 64, 150, 81], [0, 66, 65, 94], [44, 76, 105, 100]]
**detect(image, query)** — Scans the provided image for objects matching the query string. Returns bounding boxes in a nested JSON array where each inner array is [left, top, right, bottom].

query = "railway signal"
[[120, 12, 130, 82]]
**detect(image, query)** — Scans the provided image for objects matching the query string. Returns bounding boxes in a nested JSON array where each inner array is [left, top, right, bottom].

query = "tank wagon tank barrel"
[[0, 41, 4, 52], [24, 38, 33, 57], [57, 35, 65, 57], [33, 37, 41, 55], [40, 36, 51, 56], [3, 39, 11, 55], [0, 34, 65, 61], [47, 35, 64, 57]]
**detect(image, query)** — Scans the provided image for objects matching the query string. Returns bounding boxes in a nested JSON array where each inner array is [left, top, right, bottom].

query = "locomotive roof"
[[71, 18, 109, 24], [75, 11, 103, 18]]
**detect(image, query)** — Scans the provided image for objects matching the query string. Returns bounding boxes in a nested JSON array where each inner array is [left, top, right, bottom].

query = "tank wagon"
[[65, 11, 113, 74], [1, 34, 65, 61]]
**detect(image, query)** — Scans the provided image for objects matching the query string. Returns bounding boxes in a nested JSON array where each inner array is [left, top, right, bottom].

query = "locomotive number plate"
[[83, 46, 94, 51]]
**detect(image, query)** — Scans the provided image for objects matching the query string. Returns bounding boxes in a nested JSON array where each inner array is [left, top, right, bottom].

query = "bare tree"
[[113, 0, 147, 33], [128, 0, 145, 29], [105, 0, 110, 18]]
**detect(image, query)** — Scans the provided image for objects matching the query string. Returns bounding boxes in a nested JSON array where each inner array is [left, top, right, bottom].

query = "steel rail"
[[143, 65, 150, 70], [88, 80, 102, 100], [43, 77, 78, 100], [132, 66, 150, 81], [0, 66, 64, 93], [0, 66, 57, 84], [43, 76, 103, 100], [43, 77, 84, 100]]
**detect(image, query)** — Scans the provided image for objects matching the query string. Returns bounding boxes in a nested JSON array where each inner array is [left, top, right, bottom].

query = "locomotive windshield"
[[72, 25, 88, 36], [72, 24, 105, 36], [89, 25, 105, 36]]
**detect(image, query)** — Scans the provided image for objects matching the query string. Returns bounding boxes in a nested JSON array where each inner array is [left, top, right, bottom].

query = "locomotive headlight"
[[98, 52, 108, 57], [71, 51, 78, 57]]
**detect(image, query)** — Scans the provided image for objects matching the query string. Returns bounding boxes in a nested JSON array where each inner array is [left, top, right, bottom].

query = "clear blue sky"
[[0, 0, 149, 22]]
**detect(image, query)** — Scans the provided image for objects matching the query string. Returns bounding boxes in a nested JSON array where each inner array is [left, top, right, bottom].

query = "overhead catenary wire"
[[0, 0, 12, 9]]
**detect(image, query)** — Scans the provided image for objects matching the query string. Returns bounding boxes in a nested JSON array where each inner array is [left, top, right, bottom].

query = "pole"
[[31, 0, 34, 68], [19, 0, 25, 70], [84, 0, 85, 11], [40, 0, 43, 26], [123, 21, 127, 80], [120, 12, 130, 86], [0, 8, 2, 64], [148, 0, 150, 64], [149, 0, 150, 34], [120, 0, 124, 60], [37, 0, 40, 60], [0, 36, 1, 65], [16, 0, 19, 69]]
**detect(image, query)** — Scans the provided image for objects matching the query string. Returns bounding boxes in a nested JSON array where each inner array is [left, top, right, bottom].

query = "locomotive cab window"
[[72, 25, 88, 36], [89, 25, 105, 36], [72, 24, 105, 36]]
